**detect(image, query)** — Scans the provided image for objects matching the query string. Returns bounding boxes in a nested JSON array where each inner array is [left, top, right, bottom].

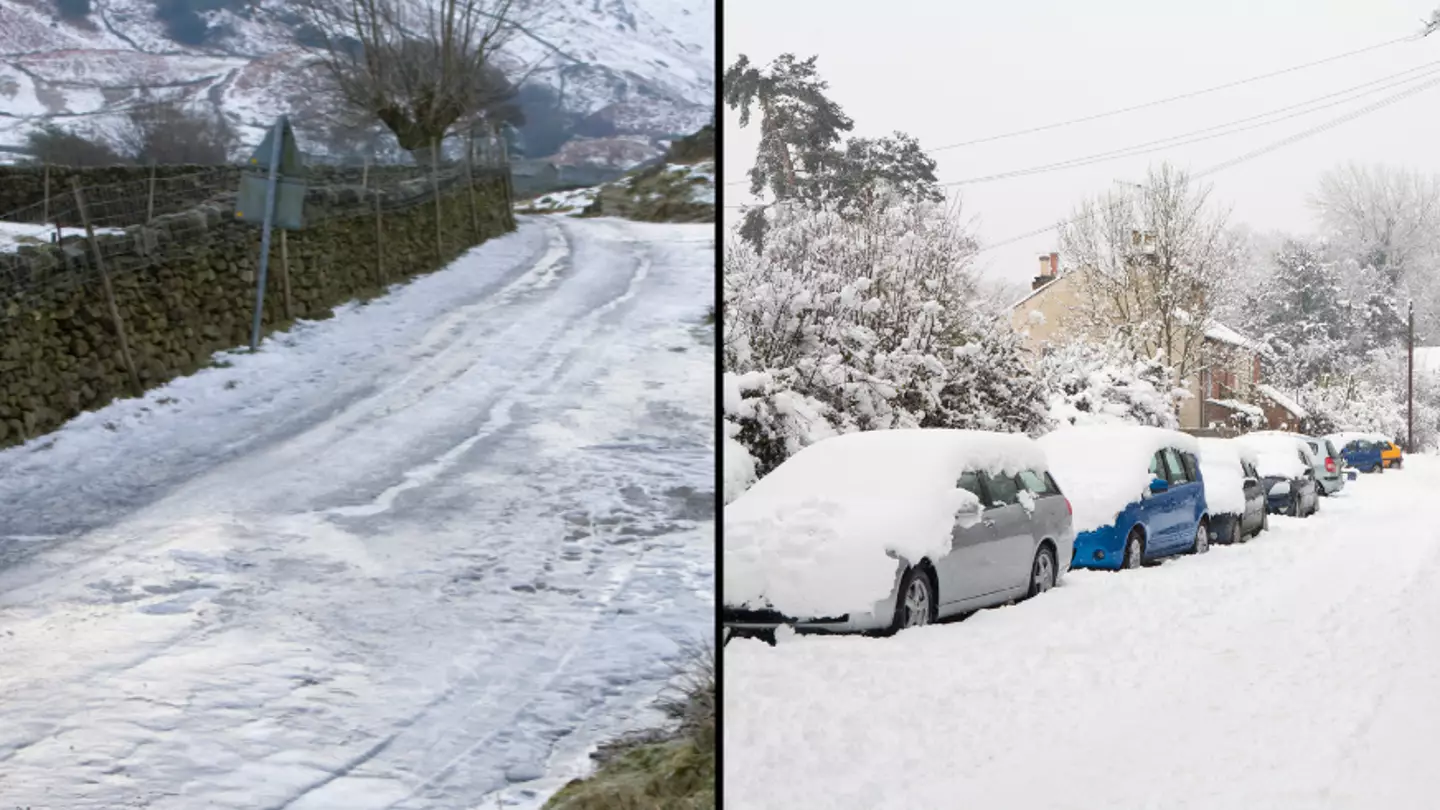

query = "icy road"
[[727, 459, 1440, 809], [0, 217, 714, 808]]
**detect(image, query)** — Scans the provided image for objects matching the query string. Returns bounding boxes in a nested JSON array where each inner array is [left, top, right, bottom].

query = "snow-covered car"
[[1235, 433, 1320, 516], [1197, 437, 1268, 544], [1249, 430, 1344, 495], [1329, 433, 1385, 474], [722, 429, 1075, 638], [1038, 425, 1210, 570]]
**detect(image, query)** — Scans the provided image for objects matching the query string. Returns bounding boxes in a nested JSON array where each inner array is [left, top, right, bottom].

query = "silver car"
[[724, 446, 1075, 639], [1245, 431, 1344, 496]]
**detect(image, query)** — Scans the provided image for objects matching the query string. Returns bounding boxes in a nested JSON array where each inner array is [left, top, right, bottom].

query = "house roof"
[[1255, 383, 1309, 419], [1204, 322, 1267, 355], [1009, 272, 1070, 311]]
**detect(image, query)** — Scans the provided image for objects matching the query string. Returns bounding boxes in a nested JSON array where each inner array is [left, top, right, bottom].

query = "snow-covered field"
[[0, 216, 714, 809], [726, 458, 1440, 809]]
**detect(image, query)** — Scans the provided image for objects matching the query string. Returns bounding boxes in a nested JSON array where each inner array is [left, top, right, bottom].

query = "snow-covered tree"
[[1038, 339, 1182, 430], [724, 53, 854, 247], [723, 184, 1048, 492]]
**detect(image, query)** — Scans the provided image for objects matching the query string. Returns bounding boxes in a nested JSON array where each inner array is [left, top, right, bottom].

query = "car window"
[[957, 471, 985, 502], [1017, 469, 1057, 497], [1148, 451, 1164, 479], [981, 471, 1020, 506], [1324, 440, 1338, 459], [1044, 471, 1064, 496], [1242, 461, 1258, 479], [1179, 452, 1200, 482], [1162, 448, 1190, 484]]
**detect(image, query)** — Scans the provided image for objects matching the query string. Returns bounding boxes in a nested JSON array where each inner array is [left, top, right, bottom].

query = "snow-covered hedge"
[[1037, 425, 1198, 533], [1038, 340, 1181, 430], [723, 429, 1047, 618]]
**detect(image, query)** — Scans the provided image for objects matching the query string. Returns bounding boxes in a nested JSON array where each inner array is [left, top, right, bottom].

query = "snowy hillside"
[[0, 0, 713, 167]]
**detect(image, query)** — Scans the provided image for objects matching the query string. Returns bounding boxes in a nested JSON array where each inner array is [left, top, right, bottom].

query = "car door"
[[1142, 450, 1183, 551], [978, 471, 1034, 596], [1161, 447, 1201, 549], [935, 470, 996, 607], [1241, 460, 1265, 530]]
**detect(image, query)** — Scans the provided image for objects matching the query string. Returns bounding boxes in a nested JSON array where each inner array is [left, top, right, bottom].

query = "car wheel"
[[1122, 529, 1144, 569], [887, 566, 936, 634], [1192, 521, 1210, 554], [1027, 545, 1057, 598]]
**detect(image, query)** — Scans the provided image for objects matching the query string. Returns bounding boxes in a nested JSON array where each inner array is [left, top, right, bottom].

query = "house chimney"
[[1032, 252, 1058, 291]]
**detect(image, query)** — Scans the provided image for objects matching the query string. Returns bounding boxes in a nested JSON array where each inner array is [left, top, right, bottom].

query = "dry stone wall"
[[0, 169, 515, 448]]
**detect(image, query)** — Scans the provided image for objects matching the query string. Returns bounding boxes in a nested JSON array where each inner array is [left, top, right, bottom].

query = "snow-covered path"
[[726, 459, 1440, 809], [0, 217, 714, 809]]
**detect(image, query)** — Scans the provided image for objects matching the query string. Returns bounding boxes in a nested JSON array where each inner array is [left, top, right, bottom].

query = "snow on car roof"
[[1197, 438, 1247, 516], [1234, 433, 1311, 479], [1037, 425, 1197, 534], [723, 429, 1046, 619]]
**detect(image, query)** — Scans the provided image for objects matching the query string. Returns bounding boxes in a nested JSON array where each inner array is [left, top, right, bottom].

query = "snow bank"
[[1197, 438, 1246, 515], [1037, 425, 1197, 534], [1235, 433, 1310, 478], [723, 429, 1045, 619]]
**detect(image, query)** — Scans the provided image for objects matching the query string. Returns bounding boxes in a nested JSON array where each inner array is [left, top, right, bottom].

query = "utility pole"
[[1408, 299, 1415, 453]]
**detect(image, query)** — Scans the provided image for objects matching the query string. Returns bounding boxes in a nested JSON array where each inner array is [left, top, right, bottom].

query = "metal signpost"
[[236, 115, 305, 351]]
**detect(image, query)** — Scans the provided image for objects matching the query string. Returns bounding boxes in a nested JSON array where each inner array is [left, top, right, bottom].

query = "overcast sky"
[[722, 0, 1440, 295]]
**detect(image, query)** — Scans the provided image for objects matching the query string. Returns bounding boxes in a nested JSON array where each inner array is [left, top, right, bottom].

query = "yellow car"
[[1381, 441, 1404, 469]]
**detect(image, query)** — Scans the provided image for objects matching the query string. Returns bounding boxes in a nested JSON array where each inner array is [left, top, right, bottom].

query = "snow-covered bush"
[[722, 186, 1048, 500], [722, 370, 839, 503], [1038, 339, 1181, 430]]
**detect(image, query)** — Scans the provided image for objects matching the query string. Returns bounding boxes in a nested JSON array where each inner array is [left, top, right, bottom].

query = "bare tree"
[[1059, 163, 1242, 384], [1310, 162, 1440, 284], [298, 0, 542, 164]]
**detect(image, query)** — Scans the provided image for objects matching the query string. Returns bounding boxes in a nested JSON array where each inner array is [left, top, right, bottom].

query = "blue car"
[[1330, 434, 1385, 474], [1039, 428, 1210, 571]]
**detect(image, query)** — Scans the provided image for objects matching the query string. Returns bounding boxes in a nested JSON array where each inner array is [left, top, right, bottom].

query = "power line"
[[941, 60, 1440, 187], [973, 75, 1440, 256], [930, 33, 1421, 151]]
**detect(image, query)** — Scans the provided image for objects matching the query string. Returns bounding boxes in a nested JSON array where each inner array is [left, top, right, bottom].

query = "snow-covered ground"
[[726, 459, 1440, 809], [0, 216, 714, 809], [0, 220, 121, 251]]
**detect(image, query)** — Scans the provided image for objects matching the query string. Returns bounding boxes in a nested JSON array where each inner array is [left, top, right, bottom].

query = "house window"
[[1253, 356, 1261, 384]]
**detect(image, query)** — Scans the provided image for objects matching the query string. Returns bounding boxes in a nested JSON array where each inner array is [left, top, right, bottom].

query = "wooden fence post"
[[146, 160, 157, 223], [278, 228, 293, 320], [374, 188, 385, 286], [42, 163, 50, 224], [362, 156, 370, 190], [464, 132, 480, 242], [71, 178, 141, 396], [431, 137, 443, 263]]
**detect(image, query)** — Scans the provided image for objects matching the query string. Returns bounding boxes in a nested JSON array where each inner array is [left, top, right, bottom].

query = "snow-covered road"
[[726, 459, 1440, 809], [0, 217, 714, 809]]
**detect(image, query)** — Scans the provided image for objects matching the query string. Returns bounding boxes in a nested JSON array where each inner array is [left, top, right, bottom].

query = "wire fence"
[[0, 127, 514, 309]]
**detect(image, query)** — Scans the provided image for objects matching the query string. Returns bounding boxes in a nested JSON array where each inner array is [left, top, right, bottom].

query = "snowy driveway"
[[726, 459, 1440, 809], [0, 217, 714, 809]]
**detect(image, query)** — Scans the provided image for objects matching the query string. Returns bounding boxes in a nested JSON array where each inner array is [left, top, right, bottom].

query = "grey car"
[[1302, 435, 1345, 495], [724, 456, 1075, 639]]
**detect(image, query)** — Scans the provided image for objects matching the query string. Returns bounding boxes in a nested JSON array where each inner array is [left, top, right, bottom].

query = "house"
[[1011, 252, 1270, 432]]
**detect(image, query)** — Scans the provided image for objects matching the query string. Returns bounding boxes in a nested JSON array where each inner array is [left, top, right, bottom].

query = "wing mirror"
[[1148, 477, 1169, 494]]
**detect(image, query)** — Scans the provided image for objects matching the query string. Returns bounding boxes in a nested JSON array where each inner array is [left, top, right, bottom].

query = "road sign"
[[235, 117, 306, 230], [242, 115, 304, 351]]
